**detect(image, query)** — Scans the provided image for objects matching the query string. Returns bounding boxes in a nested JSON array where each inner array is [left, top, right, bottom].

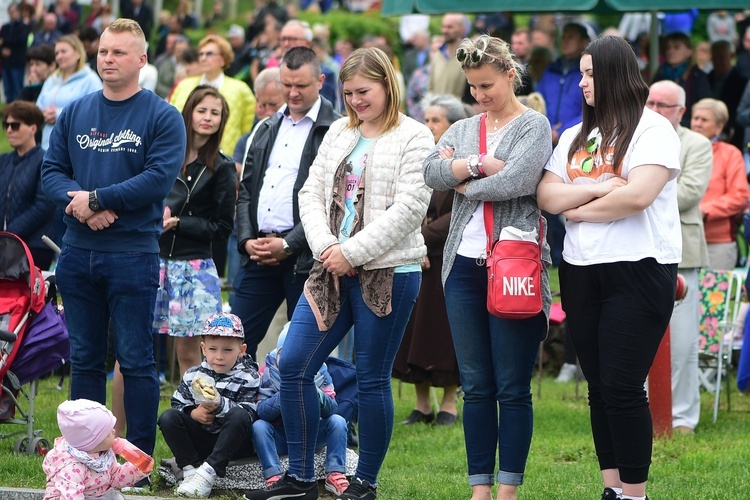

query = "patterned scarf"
[[65, 442, 115, 473], [304, 156, 394, 331]]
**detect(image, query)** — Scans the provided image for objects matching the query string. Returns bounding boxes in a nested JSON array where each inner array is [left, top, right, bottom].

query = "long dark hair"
[[567, 36, 649, 173], [182, 85, 229, 173]]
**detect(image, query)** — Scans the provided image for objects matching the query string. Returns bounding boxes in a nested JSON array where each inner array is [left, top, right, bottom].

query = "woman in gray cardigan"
[[423, 35, 552, 500]]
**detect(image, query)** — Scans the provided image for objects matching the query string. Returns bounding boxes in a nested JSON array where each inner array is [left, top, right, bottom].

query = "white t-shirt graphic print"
[[544, 107, 683, 266]]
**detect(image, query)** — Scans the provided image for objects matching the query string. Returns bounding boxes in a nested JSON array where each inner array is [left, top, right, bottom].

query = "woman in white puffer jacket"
[[245, 47, 433, 500]]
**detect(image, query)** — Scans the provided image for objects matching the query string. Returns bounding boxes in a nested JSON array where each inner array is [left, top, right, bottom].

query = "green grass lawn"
[[2, 373, 749, 499]]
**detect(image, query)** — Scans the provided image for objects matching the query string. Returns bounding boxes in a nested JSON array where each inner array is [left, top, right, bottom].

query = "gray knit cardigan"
[[422, 109, 554, 319]]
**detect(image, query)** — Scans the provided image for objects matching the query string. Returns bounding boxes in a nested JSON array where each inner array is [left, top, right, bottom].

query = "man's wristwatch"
[[88, 190, 100, 211], [282, 238, 294, 256]]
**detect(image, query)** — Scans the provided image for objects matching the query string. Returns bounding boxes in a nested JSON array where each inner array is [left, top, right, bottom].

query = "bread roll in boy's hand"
[[191, 377, 216, 399], [190, 376, 220, 407]]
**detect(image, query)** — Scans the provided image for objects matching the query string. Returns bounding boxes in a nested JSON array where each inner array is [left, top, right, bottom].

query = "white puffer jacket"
[[299, 114, 434, 270]]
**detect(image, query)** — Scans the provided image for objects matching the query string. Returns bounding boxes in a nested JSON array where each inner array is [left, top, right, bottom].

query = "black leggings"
[[559, 258, 676, 484]]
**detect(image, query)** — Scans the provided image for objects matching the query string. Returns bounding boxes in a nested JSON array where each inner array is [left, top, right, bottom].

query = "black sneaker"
[[340, 477, 377, 500], [601, 488, 619, 500], [243, 473, 318, 500]]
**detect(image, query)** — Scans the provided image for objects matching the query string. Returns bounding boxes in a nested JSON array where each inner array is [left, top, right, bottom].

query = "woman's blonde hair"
[[456, 34, 526, 92], [693, 98, 729, 127], [339, 47, 401, 133], [519, 92, 546, 115], [199, 34, 234, 70], [55, 35, 88, 75]]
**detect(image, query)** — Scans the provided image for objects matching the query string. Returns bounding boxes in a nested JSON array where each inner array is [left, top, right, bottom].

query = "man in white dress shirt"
[[233, 47, 340, 360]]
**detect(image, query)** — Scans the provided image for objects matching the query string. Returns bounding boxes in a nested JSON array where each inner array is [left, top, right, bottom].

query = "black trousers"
[[232, 257, 305, 361], [559, 258, 676, 484], [158, 406, 254, 477]]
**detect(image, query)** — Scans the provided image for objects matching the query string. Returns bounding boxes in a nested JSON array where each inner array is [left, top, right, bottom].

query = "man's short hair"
[[283, 19, 313, 42], [27, 44, 55, 65], [563, 22, 595, 42], [513, 27, 531, 39], [78, 26, 99, 44], [282, 46, 321, 78], [3, 101, 44, 130], [104, 18, 147, 54], [254, 67, 281, 94], [712, 39, 735, 55], [650, 80, 686, 107], [664, 31, 692, 49], [180, 47, 199, 64]]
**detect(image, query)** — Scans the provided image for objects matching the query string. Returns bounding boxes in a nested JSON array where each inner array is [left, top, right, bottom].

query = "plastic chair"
[[697, 268, 746, 422]]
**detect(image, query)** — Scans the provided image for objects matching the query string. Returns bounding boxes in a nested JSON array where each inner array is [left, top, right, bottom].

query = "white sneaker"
[[555, 363, 578, 383], [180, 464, 197, 484], [175, 463, 216, 497]]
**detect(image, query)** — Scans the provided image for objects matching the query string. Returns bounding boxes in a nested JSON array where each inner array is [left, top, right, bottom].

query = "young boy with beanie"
[[158, 312, 260, 498], [43, 399, 149, 500]]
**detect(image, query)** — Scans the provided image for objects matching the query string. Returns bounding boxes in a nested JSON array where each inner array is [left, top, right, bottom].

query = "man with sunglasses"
[[648, 80, 713, 436], [0, 101, 55, 270]]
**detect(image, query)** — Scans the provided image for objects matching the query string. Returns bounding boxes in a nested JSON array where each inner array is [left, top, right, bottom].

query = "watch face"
[[89, 192, 100, 211]]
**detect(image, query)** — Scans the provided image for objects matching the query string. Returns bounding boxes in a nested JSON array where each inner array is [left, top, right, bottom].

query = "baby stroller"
[[0, 231, 69, 455]]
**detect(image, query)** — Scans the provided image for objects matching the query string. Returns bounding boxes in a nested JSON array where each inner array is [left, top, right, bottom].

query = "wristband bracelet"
[[466, 161, 477, 179], [466, 155, 480, 178]]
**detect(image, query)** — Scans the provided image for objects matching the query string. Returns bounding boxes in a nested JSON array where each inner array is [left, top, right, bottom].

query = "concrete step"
[[0, 488, 171, 500]]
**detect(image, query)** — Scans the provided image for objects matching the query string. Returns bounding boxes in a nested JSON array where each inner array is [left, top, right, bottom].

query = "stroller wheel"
[[30, 437, 51, 456], [14, 437, 29, 454]]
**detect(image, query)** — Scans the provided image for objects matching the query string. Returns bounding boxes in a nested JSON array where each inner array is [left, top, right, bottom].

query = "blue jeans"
[[55, 246, 160, 454], [252, 415, 348, 479], [279, 272, 421, 485], [444, 256, 545, 487], [3, 66, 25, 103], [226, 233, 241, 308], [337, 327, 355, 363]]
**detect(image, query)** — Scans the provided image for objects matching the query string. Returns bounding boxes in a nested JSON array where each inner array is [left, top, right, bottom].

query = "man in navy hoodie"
[[41, 18, 185, 466], [536, 22, 593, 146], [535, 21, 593, 267]]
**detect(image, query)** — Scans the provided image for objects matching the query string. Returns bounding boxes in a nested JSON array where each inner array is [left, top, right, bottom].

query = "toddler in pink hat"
[[42, 399, 150, 500]]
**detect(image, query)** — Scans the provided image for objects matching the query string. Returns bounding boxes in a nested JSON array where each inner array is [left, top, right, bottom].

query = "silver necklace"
[[487, 105, 518, 132]]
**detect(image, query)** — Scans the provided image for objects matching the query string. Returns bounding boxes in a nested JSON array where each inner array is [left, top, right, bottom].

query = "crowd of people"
[[1, 2, 749, 500]]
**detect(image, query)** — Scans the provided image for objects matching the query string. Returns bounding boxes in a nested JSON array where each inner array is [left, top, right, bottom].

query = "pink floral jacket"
[[42, 437, 146, 500]]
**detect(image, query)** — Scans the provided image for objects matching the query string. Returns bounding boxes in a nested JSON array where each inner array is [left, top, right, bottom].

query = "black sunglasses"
[[456, 39, 504, 65], [3, 121, 21, 131]]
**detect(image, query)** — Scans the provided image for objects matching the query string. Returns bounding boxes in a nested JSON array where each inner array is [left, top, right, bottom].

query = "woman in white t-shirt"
[[537, 36, 682, 500]]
